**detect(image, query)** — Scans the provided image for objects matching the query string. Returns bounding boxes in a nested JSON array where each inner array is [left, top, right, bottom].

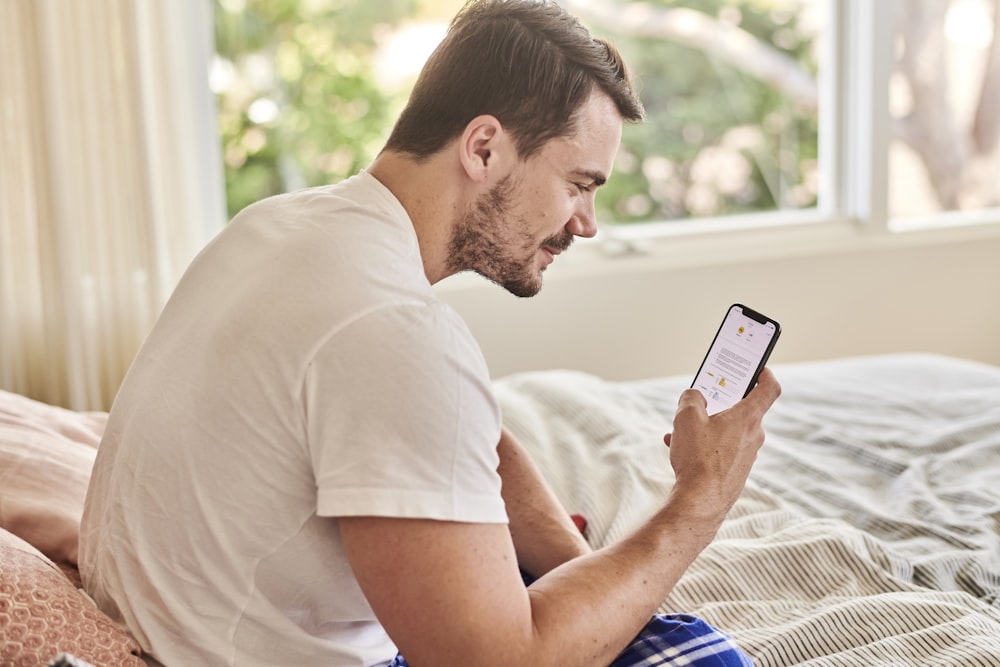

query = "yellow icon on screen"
[[718, 377, 726, 387], [737, 326, 745, 335]]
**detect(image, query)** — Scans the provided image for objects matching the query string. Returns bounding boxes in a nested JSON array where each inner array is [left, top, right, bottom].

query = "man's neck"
[[367, 151, 462, 285]]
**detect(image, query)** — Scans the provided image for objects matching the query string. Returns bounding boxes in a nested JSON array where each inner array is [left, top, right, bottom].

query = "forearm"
[[515, 377, 778, 665], [497, 427, 591, 577], [343, 489, 722, 667], [520, 485, 724, 666]]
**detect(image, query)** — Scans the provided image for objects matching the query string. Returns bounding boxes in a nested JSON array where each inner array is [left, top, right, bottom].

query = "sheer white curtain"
[[0, 0, 225, 410]]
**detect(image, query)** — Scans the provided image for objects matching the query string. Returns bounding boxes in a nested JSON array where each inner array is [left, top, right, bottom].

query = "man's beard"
[[446, 174, 573, 298]]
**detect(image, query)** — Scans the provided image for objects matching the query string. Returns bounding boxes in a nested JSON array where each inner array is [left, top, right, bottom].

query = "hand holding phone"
[[691, 304, 781, 415]]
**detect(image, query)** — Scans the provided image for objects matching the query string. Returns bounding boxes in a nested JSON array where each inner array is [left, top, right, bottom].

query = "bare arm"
[[497, 426, 591, 577], [341, 369, 781, 667]]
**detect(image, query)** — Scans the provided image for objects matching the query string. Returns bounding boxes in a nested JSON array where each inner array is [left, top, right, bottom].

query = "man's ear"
[[459, 115, 504, 183]]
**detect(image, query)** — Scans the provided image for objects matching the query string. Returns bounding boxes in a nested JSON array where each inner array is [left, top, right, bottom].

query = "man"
[[80, 1, 781, 666]]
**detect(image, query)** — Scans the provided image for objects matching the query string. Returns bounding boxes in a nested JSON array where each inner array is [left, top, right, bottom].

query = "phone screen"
[[691, 304, 781, 415]]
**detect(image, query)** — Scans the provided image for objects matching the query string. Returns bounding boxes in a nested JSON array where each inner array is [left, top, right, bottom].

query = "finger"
[[677, 387, 708, 411], [744, 368, 782, 412]]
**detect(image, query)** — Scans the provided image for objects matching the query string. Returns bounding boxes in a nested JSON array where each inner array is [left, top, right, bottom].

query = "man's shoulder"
[[236, 171, 401, 221], [328, 296, 476, 356]]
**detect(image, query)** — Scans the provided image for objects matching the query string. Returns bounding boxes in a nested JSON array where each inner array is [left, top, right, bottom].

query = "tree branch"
[[972, 0, 1000, 156], [564, 0, 818, 111], [895, 0, 964, 209]]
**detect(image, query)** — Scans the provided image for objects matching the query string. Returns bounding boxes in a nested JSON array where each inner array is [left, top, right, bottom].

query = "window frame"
[[556, 0, 1000, 278]]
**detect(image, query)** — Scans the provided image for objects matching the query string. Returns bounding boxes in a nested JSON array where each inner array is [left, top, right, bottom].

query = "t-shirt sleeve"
[[305, 300, 507, 524]]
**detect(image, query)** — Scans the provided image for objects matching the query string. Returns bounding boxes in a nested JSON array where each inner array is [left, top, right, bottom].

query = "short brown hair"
[[383, 0, 644, 160]]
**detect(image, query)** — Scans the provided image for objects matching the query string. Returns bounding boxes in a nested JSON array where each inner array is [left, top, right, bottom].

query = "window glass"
[[576, 0, 824, 224], [889, 0, 1000, 221], [212, 0, 459, 218], [212, 0, 824, 224]]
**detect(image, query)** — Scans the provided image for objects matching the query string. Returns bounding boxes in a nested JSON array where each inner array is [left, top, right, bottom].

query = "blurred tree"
[[213, 0, 418, 217], [894, 0, 1000, 212], [567, 0, 820, 223], [213, 0, 821, 222]]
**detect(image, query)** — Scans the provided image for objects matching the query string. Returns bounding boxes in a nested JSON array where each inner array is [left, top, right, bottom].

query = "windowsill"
[[435, 212, 1000, 292]]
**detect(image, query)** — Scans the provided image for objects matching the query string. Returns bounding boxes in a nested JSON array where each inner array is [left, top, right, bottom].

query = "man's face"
[[447, 91, 624, 297]]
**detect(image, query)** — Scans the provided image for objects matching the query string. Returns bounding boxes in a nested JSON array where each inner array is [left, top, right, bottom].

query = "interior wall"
[[436, 234, 1000, 381]]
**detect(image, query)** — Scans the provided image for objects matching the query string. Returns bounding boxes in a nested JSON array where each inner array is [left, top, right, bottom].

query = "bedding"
[[0, 389, 106, 566], [2, 352, 997, 665], [495, 352, 1000, 665], [0, 389, 141, 667], [0, 527, 142, 667]]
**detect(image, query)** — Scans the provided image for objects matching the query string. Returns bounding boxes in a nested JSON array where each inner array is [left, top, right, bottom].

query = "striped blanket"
[[494, 354, 1000, 666]]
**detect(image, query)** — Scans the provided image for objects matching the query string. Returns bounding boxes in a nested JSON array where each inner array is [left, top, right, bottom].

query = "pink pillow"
[[0, 390, 107, 564], [0, 527, 143, 666]]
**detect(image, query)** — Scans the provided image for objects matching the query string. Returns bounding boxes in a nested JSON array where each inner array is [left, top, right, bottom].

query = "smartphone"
[[691, 303, 781, 415]]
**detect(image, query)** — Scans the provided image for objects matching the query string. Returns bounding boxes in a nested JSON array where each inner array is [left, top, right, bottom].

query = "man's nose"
[[567, 197, 598, 238]]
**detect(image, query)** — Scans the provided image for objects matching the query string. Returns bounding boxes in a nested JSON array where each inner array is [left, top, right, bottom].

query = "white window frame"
[[545, 0, 1000, 279]]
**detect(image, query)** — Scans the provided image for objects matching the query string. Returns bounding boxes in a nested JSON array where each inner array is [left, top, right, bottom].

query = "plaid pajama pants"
[[388, 611, 753, 667]]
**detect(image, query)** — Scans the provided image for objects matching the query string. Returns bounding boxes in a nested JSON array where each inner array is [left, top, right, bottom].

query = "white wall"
[[436, 227, 1000, 381]]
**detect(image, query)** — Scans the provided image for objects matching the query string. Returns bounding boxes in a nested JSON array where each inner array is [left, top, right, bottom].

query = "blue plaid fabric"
[[388, 612, 752, 667], [609, 614, 753, 666]]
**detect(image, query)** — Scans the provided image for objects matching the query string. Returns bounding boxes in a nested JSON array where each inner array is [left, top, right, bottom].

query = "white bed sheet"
[[494, 353, 1000, 666]]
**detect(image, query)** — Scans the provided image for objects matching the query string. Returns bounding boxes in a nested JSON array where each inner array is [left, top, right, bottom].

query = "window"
[[888, 0, 1000, 224], [212, 0, 824, 225], [576, 0, 824, 225], [212, 0, 459, 219], [211, 0, 1000, 241]]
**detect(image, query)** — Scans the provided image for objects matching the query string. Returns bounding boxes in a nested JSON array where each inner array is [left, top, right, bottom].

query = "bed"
[[2, 352, 999, 665], [495, 352, 1000, 665]]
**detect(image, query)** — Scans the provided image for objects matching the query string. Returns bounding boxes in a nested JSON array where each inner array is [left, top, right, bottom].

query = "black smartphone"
[[691, 303, 781, 415]]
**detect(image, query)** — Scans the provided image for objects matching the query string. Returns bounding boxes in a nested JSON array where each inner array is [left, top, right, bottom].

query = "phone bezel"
[[690, 303, 781, 410]]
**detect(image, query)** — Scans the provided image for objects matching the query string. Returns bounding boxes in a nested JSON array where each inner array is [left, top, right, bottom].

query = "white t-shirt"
[[79, 172, 507, 667]]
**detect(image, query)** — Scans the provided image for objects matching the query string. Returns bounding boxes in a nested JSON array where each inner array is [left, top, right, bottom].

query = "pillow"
[[0, 390, 107, 448], [0, 527, 143, 666], [0, 390, 107, 564]]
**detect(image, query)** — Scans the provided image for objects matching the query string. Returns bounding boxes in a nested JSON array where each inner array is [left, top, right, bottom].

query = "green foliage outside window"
[[213, 0, 419, 218], [596, 0, 819, 223], [213, 0, 820, 223]]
